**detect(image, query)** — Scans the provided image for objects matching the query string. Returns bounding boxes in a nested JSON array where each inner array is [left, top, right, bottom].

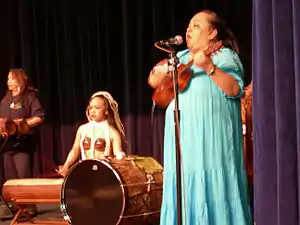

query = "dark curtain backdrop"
[[0, 0, 251, 178], [252, 0, 300, 224]]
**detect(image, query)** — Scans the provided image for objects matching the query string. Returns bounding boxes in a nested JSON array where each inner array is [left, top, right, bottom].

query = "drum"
[[2, 178, 68, 225], [60, 156, 163, 225], [2, 178, 63, 204], [2, 120, 17, 135], [241, 93, 253, 185]]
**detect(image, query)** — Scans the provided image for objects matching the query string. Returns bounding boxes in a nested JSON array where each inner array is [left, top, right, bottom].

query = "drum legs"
[[9, 203, 33, 225], [8, 203, 68, 225]]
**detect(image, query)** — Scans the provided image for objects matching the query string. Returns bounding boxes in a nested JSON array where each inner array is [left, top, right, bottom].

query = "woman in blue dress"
[[149, 10, 252, 225]]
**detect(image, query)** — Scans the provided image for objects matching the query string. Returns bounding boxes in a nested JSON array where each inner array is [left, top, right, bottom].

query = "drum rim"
[[60, 159, 126, 225]]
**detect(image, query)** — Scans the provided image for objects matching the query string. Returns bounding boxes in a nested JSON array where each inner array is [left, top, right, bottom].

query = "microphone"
[[158, 35, 183, 46]]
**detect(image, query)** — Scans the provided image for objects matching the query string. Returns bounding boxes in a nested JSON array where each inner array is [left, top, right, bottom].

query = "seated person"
[[58, 91, 126, 176]]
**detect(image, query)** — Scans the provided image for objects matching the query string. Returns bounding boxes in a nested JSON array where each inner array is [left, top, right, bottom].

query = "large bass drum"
[[60, 156, 163, 225]]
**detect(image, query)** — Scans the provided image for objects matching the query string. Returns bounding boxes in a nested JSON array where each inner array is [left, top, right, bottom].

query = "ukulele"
[[152, 40, 223, 108]]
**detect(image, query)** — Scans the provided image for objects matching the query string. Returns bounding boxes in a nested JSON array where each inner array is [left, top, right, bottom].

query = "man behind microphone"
[[148, 10, 252, 225]]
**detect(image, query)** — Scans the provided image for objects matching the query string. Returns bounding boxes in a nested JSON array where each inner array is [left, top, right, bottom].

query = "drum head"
[[61, 160, 124, 225]]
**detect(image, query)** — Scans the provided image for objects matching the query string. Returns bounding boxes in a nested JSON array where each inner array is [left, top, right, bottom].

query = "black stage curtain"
[[0, 0, 251, 180]]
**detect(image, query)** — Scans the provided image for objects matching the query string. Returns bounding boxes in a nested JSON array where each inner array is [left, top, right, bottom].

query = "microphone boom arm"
[[154, 42, 174, 54]]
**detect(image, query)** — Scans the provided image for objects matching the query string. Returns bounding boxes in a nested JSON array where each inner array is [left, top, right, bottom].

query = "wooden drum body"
[[2, 178, 66, 225], [60, 156, 163, 225], [2, 178, 63, 204]]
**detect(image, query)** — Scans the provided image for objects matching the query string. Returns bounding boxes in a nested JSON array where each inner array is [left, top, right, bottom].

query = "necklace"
[[10, 96, 22, 109]]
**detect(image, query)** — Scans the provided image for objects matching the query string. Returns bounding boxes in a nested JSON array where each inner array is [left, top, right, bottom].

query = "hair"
[[202, 9, 240, 54], [86, 91, 126, 141], [8, 68, 37, 94]]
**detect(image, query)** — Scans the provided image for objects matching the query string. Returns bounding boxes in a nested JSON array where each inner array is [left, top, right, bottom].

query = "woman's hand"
[[13, 118, 24, 125], [190, 51, 214, 73], [116, 151, 126, 160], [0, 118, 7, 130], [56, 165, 69, 177], [244, 81, 253, 98], [190, 41, 223, 73]]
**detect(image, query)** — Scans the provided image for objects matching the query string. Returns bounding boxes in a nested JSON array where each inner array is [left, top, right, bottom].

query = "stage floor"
[[0, 204, 64, 225], [0, 204, 161, 225]]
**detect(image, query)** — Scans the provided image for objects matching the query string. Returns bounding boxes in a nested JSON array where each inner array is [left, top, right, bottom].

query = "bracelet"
[[208, 64, 216, 76], [116, 151, 126, 160]]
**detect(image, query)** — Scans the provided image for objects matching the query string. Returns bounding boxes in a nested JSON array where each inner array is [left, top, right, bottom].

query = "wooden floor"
[[0, 204, 161, 225], [0, 204, 65, 225]]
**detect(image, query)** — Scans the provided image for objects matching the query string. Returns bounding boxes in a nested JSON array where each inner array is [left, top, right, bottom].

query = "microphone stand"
[[154, 42, 183, 225]]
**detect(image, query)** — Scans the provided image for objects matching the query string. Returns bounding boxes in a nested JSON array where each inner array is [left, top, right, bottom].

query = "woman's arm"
[[58, 126, 83, 175], [25, 117, 43, 127], [110, 127, 126, 160], [206, 64, 240, 96], [192, 50, 242, 97], [27, 92, 45, 127]]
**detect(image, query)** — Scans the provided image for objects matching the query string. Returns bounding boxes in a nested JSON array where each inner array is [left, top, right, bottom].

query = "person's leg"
[[2, 153, 19, 216], [4, 153, 18, 180], [12, 152, 33, 178], [12, 152, 37, 215]]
